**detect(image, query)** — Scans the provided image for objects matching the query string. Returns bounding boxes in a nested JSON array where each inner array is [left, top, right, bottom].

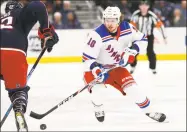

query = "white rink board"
[[27, 28, 186, 57]]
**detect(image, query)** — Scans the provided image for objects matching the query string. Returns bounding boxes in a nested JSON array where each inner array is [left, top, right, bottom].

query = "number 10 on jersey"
[[87, 38, 96, 48]]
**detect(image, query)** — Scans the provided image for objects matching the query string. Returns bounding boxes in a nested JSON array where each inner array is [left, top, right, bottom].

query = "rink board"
[[27, 28, 186, 63]]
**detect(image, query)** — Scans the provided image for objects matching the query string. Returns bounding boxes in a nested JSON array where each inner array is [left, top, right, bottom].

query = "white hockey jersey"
[[83, 21, 147, 71]]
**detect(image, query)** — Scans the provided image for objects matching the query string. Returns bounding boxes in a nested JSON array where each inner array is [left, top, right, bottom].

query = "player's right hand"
[[92, 66, 109, 83], [38, 25, 59, 52]]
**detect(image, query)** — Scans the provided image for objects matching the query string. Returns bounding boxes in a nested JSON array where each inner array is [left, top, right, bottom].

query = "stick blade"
[[29, 111, 45, 119]]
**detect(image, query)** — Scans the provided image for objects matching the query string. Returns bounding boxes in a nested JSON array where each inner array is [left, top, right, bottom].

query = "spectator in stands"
[[171, 8, 186, 27], [52, 12, 66, 29], [153, 0, 175, 27], [62, 0, 73, 15], [153, 7, 171, 27], [41, 0, 48, 5], [53, 0, 64, 13], [117, 0, 132, 22], [93, 0, 114, 9], [46, 2, 54, 23], [61, 1, 79, 25], [181, 0, 187, 21], [123, 1, 140, 13], [65, 11, 82, 29], [62, 1, 73, 23], [175, 0, 186, 21]]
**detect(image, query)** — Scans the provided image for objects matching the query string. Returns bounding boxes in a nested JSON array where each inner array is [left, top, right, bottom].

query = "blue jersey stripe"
[[103, 38, 113, 42], [120, 32, 132, 37], [83, 53, 96, 59]]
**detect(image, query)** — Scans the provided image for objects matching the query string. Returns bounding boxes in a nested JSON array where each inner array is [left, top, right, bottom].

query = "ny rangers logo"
[[105, 44, 121, 62]]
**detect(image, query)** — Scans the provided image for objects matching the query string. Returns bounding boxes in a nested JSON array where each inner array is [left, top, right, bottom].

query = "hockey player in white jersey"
[[83, 6, 166, 123]]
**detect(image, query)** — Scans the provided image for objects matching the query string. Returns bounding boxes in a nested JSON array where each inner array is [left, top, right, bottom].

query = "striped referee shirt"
[[130, 10, 167, 39]]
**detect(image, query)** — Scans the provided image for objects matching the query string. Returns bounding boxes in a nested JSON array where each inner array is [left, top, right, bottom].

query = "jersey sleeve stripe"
[[83, 53, 96, 60], [132, 34, 148, 44]]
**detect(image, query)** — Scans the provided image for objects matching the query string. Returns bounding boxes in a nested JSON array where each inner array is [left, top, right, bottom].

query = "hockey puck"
[[40, 124, 47, 130]]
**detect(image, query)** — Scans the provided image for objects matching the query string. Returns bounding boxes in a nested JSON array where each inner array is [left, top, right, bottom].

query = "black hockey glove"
[[38, 25, 59, 52]]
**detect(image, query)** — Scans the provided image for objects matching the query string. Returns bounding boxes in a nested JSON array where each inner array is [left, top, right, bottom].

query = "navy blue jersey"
[[0, 1, 49, 53]]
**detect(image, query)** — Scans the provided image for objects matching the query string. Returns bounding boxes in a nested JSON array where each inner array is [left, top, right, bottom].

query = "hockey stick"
[[0, 47, 47, 128], [29, 64, 127, 120], [29, 79, 97, 119]]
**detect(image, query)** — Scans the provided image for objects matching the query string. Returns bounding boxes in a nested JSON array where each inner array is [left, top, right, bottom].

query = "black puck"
[[40, 124, 47, 130]]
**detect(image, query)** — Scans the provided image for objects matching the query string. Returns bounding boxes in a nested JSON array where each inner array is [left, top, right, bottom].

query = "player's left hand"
[[38, 25, 59, 52], [122, 47, 138, 64]]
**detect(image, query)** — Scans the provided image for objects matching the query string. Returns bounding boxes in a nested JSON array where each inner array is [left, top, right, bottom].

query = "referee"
[[130, 0, 167, 74]]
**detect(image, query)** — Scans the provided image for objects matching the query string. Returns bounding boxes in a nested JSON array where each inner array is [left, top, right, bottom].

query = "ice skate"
[[15, 111, 28, 132], [130, 67, 136, 74], [146, 112, 166, 122], [9, 89, 29, 132], [151, 69, 157, 74], [92, 102, 105, 122]]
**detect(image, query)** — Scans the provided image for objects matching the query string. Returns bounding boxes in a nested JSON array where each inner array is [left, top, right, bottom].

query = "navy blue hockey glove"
[[38, 25, 59, 52]]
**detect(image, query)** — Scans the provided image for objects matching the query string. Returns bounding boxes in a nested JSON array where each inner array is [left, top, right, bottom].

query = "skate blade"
[[16, 112, 28, 132], [163, 120, 169, 123], [18, 128, 28, 132], [147, 120, 170, 124]]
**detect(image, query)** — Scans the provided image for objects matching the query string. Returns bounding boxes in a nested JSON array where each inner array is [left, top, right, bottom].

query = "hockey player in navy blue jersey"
[[0, 1, 59, 131]]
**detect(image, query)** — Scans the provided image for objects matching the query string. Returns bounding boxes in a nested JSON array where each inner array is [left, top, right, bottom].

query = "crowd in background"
[[0, 0, 186, 29], [95, 0, 186, 27], [0, 0, 83, 29]]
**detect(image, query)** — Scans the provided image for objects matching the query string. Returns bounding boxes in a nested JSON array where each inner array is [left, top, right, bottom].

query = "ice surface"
[[1, 61, 186, 131]]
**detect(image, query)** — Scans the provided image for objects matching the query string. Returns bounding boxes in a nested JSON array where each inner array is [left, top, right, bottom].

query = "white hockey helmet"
[[103, 6, 121, 23]]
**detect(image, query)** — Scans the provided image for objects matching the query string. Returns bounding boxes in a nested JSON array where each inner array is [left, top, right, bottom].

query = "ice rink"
[[1, 61, 186, 131]]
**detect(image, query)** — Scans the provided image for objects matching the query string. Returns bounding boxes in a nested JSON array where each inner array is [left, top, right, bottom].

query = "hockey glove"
[[91, 62, 109, 83], [120, 47, 138, 65], [38, 25, 59, 52]]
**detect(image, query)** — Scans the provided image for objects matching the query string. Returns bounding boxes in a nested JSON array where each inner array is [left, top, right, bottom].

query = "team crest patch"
[[16, 83, 20, 88]]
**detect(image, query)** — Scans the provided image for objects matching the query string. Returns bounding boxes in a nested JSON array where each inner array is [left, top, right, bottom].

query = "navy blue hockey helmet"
[[5, 1, 23, 13]]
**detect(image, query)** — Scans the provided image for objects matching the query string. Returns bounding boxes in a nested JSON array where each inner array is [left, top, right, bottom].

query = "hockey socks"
[[125, 84, 166, 122], [136, 97, 150, 108]]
